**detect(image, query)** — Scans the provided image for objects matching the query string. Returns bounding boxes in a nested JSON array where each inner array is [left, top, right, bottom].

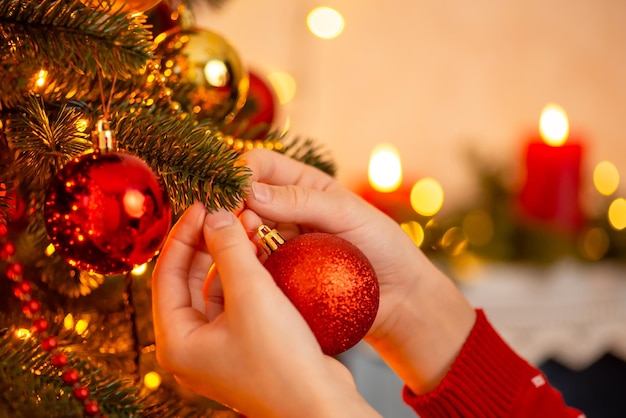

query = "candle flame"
[[539, 103, 569, 147], [368, 143, 402, 192]]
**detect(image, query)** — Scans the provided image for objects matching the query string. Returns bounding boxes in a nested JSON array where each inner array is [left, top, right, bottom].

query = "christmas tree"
[[0, 0, 334, 416]]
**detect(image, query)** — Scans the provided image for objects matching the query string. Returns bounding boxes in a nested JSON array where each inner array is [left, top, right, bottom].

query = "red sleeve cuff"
[[402, 309, 570, 417]]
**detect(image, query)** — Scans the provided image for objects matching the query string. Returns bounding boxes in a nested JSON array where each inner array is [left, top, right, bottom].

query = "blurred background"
[[195, 1, 626, 417]]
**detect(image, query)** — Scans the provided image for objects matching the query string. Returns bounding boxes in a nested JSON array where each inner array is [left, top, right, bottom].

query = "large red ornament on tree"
[[257, 226, 379, 356], [44, 151, 172, 275]]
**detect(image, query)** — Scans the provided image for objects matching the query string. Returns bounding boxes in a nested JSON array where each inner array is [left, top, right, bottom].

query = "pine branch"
[[113, 108, 251, 213], [0, 0, 154, 109], [0, 316, 143, 417], [280, 136, 337, 176], [4, 96, 92, 191]]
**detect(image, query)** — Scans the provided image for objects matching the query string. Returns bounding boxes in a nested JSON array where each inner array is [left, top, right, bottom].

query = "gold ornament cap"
[[257, 225, 285, 255], [92, 118, 117, 153]]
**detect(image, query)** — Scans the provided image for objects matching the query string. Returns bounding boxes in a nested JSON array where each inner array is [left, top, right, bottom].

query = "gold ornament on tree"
[[154, 25, 249, 123]]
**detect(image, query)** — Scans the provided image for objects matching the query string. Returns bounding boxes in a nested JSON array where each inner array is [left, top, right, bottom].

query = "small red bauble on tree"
[[257, 225, 379, 356], [44, 118, 172, 275], [229, 69, 278, 139]]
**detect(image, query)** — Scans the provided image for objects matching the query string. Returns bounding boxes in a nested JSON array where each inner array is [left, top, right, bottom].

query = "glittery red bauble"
[[262, 232, 379, 356], [44, 151, 172, 275]]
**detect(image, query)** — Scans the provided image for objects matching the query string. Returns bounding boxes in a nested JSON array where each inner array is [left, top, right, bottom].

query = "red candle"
[[518, 104, 584, 232]]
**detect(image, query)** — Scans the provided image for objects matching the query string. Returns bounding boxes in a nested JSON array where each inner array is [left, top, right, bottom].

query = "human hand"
[[240, 149, 476, 394], [152, 203, 380, 417]]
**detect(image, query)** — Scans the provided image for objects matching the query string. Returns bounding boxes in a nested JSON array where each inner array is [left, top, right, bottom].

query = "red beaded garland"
[[74, 386, 90, 400], [22, 299, 41, 315], [62, 369, 80, 385], [83, 400, 101, 416], [41, 335, 58, 351], [2, 233, 103, 416], [32, 318, 49, 333], [51, 353, 68, 368], [1, 240, 15, 258], [6, 261, 23, 278]]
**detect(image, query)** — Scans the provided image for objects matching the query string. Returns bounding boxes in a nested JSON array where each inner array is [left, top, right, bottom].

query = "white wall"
[[196, 0, 626, 211]]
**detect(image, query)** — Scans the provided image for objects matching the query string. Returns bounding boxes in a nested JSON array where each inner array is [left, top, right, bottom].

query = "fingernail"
[[204, 209, 235, 230], [251, 181, 271, 203]]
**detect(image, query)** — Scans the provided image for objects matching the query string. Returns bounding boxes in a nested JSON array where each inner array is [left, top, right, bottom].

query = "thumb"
[[202, 209, 269, 303]]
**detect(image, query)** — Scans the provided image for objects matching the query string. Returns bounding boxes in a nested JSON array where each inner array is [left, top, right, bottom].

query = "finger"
[[152, 202, 207, 330], [241, 148, 336, 190], [203, 265, 224, 321], [246, 181, 363, 234], [187, 232, 214, 313], [202, 209, 272, 303]]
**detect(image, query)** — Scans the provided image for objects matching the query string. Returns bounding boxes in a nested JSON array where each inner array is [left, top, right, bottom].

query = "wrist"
[[366, 257, 476, 394], [247, 365, 381, 418]]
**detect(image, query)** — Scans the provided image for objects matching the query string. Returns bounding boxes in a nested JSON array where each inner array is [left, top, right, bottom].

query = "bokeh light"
[[267, 71, 296, 104], [539, 103, 569, 146], [307, 7, 345, 40], [64, 313, 74, 330], [368, 143, 402, 192], [578, 227, 609, 261], [608, 198, 626, 230], [593, 160, 620, 196], [400, 221, 424, 247], [462, 210, 494, 247], [440, 227, 468, 256], [15, 328, 31, 340], [75, 319, 89, 336], [410, 178, 444, 216], [204, 60, 229, 87]]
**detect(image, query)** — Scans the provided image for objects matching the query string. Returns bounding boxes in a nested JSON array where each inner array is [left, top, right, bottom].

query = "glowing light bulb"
[[144, 371, 162, 390], [64, 313, 75, 330], [16, 328, 31, 340], [132, 263, 148, 276], [307, 7, 345, 39], [539, 103, 569, 146], [75, 319, 89, 336], [368, 143, 402, 192], [35, 69, 48, 88]]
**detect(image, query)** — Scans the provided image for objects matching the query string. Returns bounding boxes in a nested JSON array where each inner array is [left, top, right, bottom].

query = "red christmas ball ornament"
[[44, 150, 172, 275], [257, 225, 379, 356], [229, 69, 277, 139]]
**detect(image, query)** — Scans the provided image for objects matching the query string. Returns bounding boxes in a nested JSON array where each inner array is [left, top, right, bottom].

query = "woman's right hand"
[[241, 148, 476, 394]]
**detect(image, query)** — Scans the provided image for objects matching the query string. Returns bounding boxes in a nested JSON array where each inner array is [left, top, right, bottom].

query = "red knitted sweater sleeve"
[[402, 309, 585, 417]]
